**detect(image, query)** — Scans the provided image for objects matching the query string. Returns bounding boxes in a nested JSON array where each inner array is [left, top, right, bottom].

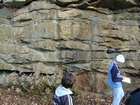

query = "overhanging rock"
[[3, 0, 33, 8], [51, 0, 140, 10], [0, 0, 140, 10]]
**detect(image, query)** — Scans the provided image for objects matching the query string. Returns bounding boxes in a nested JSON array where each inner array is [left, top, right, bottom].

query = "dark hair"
[[61, 73, 75, 89]]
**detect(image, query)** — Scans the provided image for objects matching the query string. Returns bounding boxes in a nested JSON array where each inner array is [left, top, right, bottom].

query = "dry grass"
[[0, 85, 127, 105], [0, 72, 127, 105]]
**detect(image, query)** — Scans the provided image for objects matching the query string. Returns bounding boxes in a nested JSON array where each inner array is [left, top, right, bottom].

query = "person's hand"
[[122, 76, 126, 80]]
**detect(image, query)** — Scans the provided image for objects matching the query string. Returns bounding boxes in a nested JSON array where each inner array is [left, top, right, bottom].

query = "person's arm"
[[110, 64, 122, 82], [61, 95, 74, 105]]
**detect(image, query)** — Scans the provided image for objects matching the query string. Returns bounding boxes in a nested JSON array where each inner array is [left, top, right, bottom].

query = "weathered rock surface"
[[0, 0, 140, 95], [1, 0, 140, 10]]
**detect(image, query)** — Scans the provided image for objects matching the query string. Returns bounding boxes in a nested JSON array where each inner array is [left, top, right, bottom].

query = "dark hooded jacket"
[[52, 85, 75, 105], [125, 88, 140, 105]]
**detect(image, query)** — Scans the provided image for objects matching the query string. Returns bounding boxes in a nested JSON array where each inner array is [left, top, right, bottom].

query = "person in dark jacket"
[[52, 72, 76, 105], [125, 88, 140, 105]]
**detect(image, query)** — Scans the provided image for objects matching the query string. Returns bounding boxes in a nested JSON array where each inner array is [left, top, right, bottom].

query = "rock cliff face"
[[0, 0, 140, 95], [1, 0, 140, 10]]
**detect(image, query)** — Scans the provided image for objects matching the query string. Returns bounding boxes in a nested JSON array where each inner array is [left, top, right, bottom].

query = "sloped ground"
[[0, 87, 52, 105], [73, 91, 127, 105], [0, 86, 127, 105], [0, 72, 128, 105]]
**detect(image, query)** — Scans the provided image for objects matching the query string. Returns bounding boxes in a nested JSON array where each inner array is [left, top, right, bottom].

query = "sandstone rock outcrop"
[[0, 0, 140, 95], [1, 0, 140, 10]]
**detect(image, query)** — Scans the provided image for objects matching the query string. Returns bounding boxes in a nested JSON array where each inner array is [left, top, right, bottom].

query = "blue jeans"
[[112, 87, 124, 105]]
